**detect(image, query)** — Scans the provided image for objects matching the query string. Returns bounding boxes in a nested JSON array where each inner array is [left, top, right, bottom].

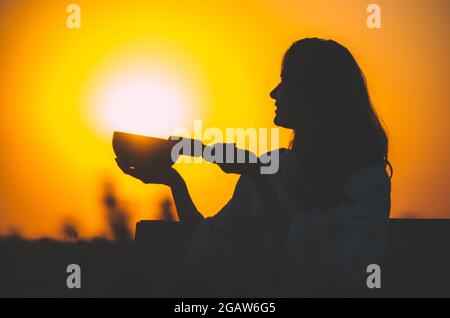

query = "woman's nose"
[[270, 83, 280, 100]]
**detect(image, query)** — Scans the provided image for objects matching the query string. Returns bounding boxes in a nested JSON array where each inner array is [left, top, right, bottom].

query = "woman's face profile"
[[270, 78, 295, 129]]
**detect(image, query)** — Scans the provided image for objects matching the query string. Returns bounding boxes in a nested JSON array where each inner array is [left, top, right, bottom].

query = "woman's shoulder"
[[347, 162, 390, 186], [342, 162, 391, 201]]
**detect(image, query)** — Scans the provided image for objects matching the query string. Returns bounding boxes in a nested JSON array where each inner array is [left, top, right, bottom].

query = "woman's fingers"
[[115, 158, 176, 184], [115, 158, 142, 179], [115, 158, 131, 173]]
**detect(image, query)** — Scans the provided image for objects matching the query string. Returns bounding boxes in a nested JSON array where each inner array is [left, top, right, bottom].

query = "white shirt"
[[184, 150, 391, 297]]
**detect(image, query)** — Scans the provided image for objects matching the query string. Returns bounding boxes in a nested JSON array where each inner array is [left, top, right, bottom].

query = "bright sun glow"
[[90, 66, 192, 138], [81, 42, 205, 140]]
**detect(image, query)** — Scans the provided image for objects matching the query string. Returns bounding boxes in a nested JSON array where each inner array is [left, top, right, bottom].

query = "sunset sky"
[[0, 0, 449, 239]]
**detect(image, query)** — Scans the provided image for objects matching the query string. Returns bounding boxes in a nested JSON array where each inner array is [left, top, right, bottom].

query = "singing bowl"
[[112, 131, 179, 168]]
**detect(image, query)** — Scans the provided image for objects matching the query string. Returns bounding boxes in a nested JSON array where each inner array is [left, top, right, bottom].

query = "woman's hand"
[[206, 143, 260, 175], [115, 157, 204, 224], [115, 158, 180, 186]]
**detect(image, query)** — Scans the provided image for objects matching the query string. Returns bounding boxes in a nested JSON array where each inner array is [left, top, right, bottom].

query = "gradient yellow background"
[[1, 0, 449, 239]]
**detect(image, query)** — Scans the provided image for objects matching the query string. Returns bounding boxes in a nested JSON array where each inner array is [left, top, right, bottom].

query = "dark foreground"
[[0, 219, 449, 297]]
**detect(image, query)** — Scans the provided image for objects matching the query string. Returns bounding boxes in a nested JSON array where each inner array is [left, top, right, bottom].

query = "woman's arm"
[[248, 173, 291, 244], [212, 146, 291, 245], [167, 170, 204, 225]]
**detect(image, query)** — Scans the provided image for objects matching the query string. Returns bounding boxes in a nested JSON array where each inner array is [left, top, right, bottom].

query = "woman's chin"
[[274, 115, 291, 128], [273, 116, 281, 126]]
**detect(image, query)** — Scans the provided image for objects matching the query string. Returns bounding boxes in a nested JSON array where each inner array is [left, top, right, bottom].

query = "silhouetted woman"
[[117, 38, 392, 297]]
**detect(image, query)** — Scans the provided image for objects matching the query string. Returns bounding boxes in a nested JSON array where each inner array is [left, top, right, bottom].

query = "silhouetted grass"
[[0, 235, 147, 297]]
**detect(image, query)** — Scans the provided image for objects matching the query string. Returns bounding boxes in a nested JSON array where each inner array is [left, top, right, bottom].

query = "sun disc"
[[85, 63, 194, 139]]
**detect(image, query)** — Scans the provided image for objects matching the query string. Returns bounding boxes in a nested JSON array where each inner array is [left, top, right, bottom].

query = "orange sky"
[[0, 0, 450, 239]]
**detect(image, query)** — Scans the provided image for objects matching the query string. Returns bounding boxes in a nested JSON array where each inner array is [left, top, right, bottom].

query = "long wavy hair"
[[280, 38, 392, 209]]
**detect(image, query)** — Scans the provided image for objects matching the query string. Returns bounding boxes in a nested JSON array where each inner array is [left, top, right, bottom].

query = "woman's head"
[[271, 38, 390, 208]]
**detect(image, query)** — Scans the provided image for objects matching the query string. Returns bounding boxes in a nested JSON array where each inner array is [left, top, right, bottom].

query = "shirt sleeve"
[[182, 175, 255, 296]]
